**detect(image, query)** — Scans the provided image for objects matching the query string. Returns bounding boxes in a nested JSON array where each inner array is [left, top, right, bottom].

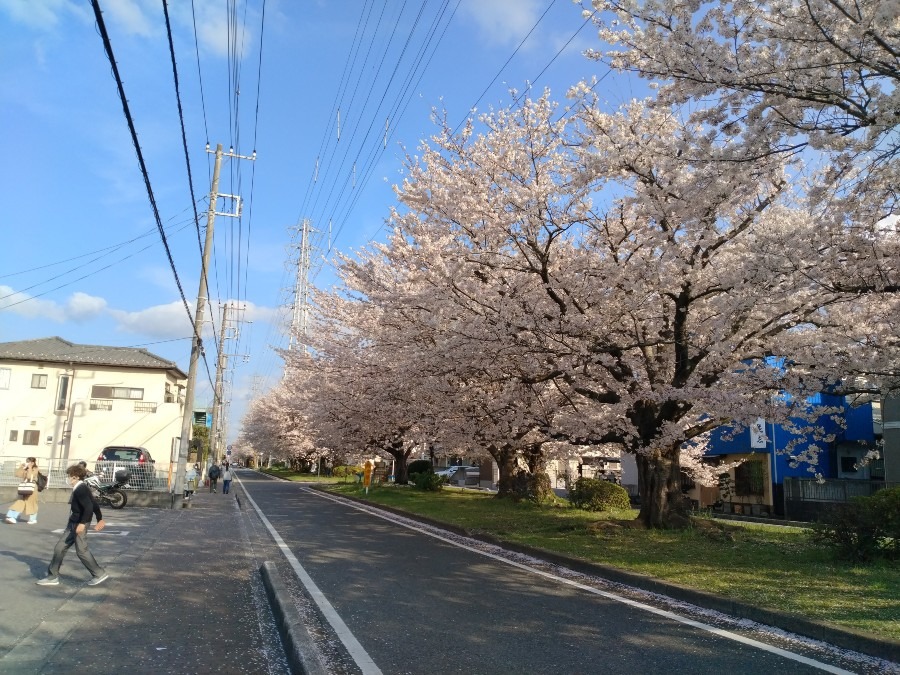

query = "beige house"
[[0, 337, 187, 467]]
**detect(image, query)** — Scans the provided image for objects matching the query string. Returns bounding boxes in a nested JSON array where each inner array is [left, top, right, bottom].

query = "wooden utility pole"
[[173, 143, 223, 503]]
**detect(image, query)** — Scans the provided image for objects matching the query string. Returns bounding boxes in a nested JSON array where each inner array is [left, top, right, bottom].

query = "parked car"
[[96, 446, 156, 489], [435, 465, 480, 484]]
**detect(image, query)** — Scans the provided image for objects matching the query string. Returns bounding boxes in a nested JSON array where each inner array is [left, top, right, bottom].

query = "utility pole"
[[173, 143, 223, 504], [173, 143, 255, 504], [210, 302, 231, 464]]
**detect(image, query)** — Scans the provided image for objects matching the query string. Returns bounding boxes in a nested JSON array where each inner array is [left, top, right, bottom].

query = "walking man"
[[207, 462, 221, 493], [36, 464, 109, 587]]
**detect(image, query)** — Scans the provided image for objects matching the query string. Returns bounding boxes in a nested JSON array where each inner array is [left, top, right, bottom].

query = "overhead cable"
[[89, 0, 216, 395]]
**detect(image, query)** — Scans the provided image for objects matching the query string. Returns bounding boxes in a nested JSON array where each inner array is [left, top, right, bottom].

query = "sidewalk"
[[1, 486, 288, 674]]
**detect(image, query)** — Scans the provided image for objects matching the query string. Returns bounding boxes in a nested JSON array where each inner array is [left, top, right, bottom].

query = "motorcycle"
[[85, 468, 129, 510]]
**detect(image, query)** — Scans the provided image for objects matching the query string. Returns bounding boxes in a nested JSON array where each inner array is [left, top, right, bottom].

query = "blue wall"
[[700, 395, 875, 484]]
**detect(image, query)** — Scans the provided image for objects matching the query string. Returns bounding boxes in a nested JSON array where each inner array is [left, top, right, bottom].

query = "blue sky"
[[1, 0, 631, 440]]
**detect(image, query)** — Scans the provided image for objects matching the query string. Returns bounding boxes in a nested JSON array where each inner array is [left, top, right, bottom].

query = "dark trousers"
[[209, 477, 218, 492], [222, 479, 232, 494], [48, 522, 105, 578]]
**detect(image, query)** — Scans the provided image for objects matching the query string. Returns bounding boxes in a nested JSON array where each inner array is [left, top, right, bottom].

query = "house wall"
[[0, 359, 184, 466], [883, 394, 900, 483]]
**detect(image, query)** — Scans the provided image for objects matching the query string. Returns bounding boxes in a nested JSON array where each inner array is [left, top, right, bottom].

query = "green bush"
[[811, 486, 900, 562], [407, 459, 433, 477], [333, 465, 364, 480], [411, 471, 444, 491], [569, 477, 631, 512]]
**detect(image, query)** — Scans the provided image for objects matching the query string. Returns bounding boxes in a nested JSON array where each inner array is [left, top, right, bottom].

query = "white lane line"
[[310, 489, 854, 675], [50, 529, 130, 536], [236, 476, 383, 675]]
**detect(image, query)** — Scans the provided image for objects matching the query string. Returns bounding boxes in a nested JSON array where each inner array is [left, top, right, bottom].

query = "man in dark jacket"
[[207, 463, 221, 493], [36, 464, 108, 586]]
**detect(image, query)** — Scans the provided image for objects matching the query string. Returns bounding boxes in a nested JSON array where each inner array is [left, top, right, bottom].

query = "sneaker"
[[36, 576, 59, 586], [87, 573, 109, 586], [27, 520, 37, 525], [5, 518, 16, 524]]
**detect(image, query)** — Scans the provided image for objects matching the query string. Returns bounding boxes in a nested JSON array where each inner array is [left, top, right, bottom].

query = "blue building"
[[693, 394, 883, 517]]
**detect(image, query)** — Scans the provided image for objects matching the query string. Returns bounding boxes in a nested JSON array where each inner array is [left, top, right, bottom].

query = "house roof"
[[0, 337, 187, 379]]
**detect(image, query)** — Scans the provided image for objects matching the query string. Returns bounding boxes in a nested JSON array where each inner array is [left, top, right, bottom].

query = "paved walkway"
[[0, 487, 288, 674]]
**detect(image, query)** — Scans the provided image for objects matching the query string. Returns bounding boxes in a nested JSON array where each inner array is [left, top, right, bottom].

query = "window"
[[31, 373, 48, 389], [55, 375, 70, 412], [734, 460, 766, 496], [9, 430, 18, 442], [23, 430, 40, 445], [90, 385, 144, 400], [90, 399, 113, 411], [840, 456, 859, 473], [134, 401, 157, 413], [0, 368, 9, 389]]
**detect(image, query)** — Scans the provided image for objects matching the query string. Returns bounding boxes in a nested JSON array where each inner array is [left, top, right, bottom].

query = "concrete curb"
[[260, 561, 328, 675], [325, 487, 900, 664]]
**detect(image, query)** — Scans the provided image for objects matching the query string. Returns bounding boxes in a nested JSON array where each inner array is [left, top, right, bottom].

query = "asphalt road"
[[236, 470, 887, 675]]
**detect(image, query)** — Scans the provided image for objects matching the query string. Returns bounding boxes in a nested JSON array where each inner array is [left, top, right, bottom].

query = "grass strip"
[[324, 483, 900, 640]]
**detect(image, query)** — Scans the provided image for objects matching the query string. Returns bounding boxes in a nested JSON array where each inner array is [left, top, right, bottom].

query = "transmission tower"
[[289, 218, 314, 350]]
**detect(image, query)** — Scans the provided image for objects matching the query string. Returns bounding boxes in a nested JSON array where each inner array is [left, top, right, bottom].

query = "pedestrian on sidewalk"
[[208, 462, 221, 493], [222, 462, 234, 494], [6, 457, 40, 524], [36, 464, 109, 587], [184, 463, 199, 499]]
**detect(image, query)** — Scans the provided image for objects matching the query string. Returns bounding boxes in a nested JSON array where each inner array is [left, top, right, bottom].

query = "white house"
[[0, 337, 187, 468]]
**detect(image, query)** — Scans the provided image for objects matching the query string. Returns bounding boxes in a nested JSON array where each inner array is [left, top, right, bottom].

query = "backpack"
[[36, 472, 48, 492], [208, 465, 221, 479]]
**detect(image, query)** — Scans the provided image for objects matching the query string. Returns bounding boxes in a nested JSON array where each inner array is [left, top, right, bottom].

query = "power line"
[[0, 218, 196, 303], [89, 0, 216, 394], [450, 0, 556, 137], [189, 0, 210, 147], [0, 206, 199, 280], [162, 0, 205, 259]]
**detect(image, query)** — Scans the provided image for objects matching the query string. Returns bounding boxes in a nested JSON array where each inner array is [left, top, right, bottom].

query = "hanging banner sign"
[[750, 418, 768, 449]]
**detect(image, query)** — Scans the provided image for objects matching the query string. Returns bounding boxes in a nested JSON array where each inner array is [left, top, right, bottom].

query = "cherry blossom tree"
[[584, 0, 899, 239], [384, 92, 898, 526]]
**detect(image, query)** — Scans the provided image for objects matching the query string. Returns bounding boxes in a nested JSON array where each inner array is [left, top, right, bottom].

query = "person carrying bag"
[[7, 457, 41, 524]]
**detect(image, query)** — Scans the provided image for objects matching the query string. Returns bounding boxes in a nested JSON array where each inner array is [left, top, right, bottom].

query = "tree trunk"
[[523, 442, 552, 503], [490, 445, 519, 497], [636, 447, 685, 528]]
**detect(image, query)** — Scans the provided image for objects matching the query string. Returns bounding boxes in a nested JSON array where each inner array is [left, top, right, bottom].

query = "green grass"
[[324, 483, 900, 641], [258, 467, 349, 484]]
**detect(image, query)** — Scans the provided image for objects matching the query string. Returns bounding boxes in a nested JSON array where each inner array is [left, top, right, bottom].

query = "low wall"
[[0, 486, 174, 508]]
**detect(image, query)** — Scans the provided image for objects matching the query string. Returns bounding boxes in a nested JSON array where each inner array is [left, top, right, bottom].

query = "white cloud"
[[1, 288, 106, 323], [0, 285, 65, 321], [66, 292, 108, 322], [170, 0, 250, 58], [0, 0, 90, 29], [104, 0, 155, 37], [459, 0, 542, 47], [109, 301, 196, 339]]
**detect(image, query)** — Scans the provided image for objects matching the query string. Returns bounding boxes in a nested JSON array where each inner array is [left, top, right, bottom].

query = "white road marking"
[[309, 488, 855, 675], [50, 529, 130, 536], [236, 476, 383, 675]]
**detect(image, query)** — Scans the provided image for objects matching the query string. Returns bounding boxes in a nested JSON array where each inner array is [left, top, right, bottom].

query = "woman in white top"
[[222, 463, 234, 494]]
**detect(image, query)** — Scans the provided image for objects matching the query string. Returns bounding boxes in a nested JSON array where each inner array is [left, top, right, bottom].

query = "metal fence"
[[0, 456, 174, 492], [783, 477, 898, 522]]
